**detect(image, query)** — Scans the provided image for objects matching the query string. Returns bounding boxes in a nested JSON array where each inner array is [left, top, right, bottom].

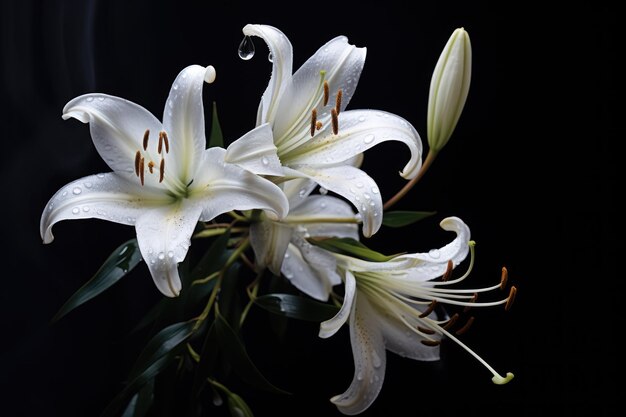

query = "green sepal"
[[254, 293, 339, 322], [382, 210, 436, 227], [208, 101, 223, 148]]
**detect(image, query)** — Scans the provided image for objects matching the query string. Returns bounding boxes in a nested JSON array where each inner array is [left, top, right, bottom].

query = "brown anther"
[[442, 260, 453, 282], [500, 266, 508, 290], [420, 339, 441, 347], [417, 326, 436, 335], [335, 89, 343, 114], [148, 161, 155, 174], [143, 129, 150, 151], [323, 80, 330, 106], [134, 151, 141, 176], [442, 313, 460, 330], [159, 158, 165, 183], [316, 121, 323, 130], [158, 131, 163, 154], [331, 108, 339, 135], [162, 131, 170, 153], [310, 109, 317, 137], [464, 293, 478, 313], [505, 286, 517, 311], [455, 316, 475, 336], [139, 157, 145, 186], [419, 300, 438, 318]]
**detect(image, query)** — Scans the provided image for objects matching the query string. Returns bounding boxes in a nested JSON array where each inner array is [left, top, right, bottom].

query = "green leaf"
[[192, 322, 220, 396], [52, 239, 142, 322], [254, 294, 339, 322], [208, 101, 223, 148], [120, 381, 153, 417], [227, 392, 255, 417], [215, 312, 289, 395], [382, 210, 437, 227], [309, 237, 400, 262]]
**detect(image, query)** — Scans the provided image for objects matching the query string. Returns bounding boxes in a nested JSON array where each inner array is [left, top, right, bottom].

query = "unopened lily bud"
[[427, 28, 472, 153]]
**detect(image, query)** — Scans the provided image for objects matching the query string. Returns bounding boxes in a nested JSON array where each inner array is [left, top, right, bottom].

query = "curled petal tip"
[[204, 65, 216, 84], [492, 372, 514, 385]]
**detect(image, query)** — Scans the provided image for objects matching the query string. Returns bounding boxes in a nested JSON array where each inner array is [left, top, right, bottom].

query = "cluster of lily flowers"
[[41, 24, 515, 415]]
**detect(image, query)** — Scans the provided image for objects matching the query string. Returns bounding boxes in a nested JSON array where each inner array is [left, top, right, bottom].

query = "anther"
[[143, 129, 150, 151], [419, 300, 438, 318], [335, 89, 343, 114], [442, 260, 453, 282], [158, 132, 163, 154], [159, 158, 165, 183], [134, 151, 141, 176], [420, 339, 441, 347], [139, 157, 145, 186], [316, 121, 323, 130], [148, 161, 155, 174], [500, 266, 508, 290], [331, 108, 339, 135], [455, 316, 475, 336], [417, 326, 436, 335], [464, 293, 478, 313], [505, 286, 517, 311], [310, 109, 317, 137], [323, 81, 330, 106], [162, 131, 170, 153], [442, 313, 460, 330]]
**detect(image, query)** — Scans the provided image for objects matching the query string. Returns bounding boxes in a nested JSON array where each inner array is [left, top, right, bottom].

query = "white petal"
[[40, 173, 167, 244], [243, 24, 293, 124], [281, 176, 318, 211], [249, 220, 293, 275], [333, 253, 417, 274], [192, 148, 288, 221], [294, 165, 382, 237], [272, 36, 366, 148], [135, 202, 203, 297], [288, 195, 359, 240], [284, 110, 422, 180], [162, 65, 210, 185], [281, 235, 342, 301], [331, 293, 386, 415], [319, 271, 356, 338], [62, 94, 163, 176], [224, 123, 284, 176], [378, 309, 441, 362]]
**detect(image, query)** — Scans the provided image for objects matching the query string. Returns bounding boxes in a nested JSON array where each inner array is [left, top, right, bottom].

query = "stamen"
[[158, 132, 163, 154], [417, 326, 436, 335], [159, 158, 165, 183], [464, 293, 478, 313], [335, 89, 343, 114], [442, 313, 460, 330], [455, 316, 475, 335], [419, 300, 438, 318], [323, 81, 330, 106], [143, 129, 150, 150], [310, 109, 317, 137], [500, 266, 508, 290], [331, 108, 339, 135], [505, 286, 517, 311], [139, 157, 145, 186], [316, 121, 323, 130], [162, 131, 170, 153], [134, 151, 141, 176], [148, 161, 155, 174], [421, 339, 441, 347], [442, 260, 453, 282]]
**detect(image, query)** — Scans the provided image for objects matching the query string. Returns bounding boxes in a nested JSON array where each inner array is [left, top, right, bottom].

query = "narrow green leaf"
[[120, 381, 153, 417], [208, 101, 223, 148], [382, 210, 437, 227], [52, 239, 142, 322], [254, 294, 339, 322], [192, 322, 220, 396], [309, 237, 400, 262], [215, 312, 289, 395]]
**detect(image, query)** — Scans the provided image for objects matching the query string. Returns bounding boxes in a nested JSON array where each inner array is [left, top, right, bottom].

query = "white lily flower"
[[41, 65, 288, 297], [427, 28, 472, 153], [250, 179, 359, 301], [242, 24, 423, 238], [320, 217, 515, 415]]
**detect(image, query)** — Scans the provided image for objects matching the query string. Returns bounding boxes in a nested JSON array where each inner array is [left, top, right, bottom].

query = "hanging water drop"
[[238, 35, 255, 60], [319, 187, 328, 195]]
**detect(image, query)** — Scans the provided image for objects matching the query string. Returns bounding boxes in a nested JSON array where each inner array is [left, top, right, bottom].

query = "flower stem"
[[383, 150, 438, 211]]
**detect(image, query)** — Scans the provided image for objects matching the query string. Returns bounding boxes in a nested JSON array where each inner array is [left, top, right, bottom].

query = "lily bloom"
[[320, 217, 515, 415], [242, 24, 422, 238], [41, 65, 288, 297]]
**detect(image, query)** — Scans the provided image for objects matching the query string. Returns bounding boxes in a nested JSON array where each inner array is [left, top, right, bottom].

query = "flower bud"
[[427, 28, 472, 153]]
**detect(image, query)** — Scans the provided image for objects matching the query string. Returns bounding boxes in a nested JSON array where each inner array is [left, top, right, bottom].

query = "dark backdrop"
[[0, 1, 620, 416]]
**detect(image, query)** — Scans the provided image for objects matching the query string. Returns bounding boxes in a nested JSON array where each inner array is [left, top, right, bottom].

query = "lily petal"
[[249, 220, 293, 275], [135, 202, 203, 297], [331, 294, 386, 415], [62, 94, 163, 177], [288, 195, 359, 240], [378, 307, 441, 361], [41, 173, 168, 244], [224, 123, 284, 176], [284, 110, 422, 180], [282, 177, 318, 211], [193, 148, 288, 221], [162, 65, 211, 185], [319, 271, 356, 338], [243, 24, 293, 125]]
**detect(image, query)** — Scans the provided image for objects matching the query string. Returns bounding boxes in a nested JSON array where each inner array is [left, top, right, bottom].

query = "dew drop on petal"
[[358, 116, 366, 122], [357, 371, 363, 381], [261, 156, 269, 165], [371, 187, 379, 194], [158, 252, 165, 260], [284, 252, 290, 259], [85, 97, 94, 102], [84, 182, 92, 188], [98, 96, 105, 101], [62, 191, 67, 197], [72, 187, 82, 195], [364, 134, 375, 144], [319, 187, 328, 195], [167, 251, 174, 258], [71, 207, 80, 215], [429, 249, 441, 259], [372, 350, 382, 368], [173, 83, 179, 90], [356, 182, 364, 188], [299, 188, 307, 198], [364, 193, 371, 200], [97, 173, 105, 178], [238, 35, 255, 60], [82, 206, 90, 212]]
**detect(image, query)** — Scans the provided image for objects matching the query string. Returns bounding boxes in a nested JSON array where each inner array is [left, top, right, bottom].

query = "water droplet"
[[364, 134, 375, 144], [48, 203, 54, 211], [361, 205, 368, 212], [299, 188, 307, 197], [85, 97, 94, 102], [261, 156, 269, 165], [349, 187, 356, 194], [72, 187, 82, 195], [158, 252, 165, 260], [238, 35, 255, 60], [97, 96, 105, 101], [358, 116, 366, 122], [357, 371, 363, 381], [373, 211, 379, 217], [97, 173, 105, 178], [71, 207, 80, 215], [84, 182, 92, 188], [364, 193, 371, 200], [212, 390, 223, 407], [374, 375, 380, 382], [148, 248, 153, 254], [356, 182, 364, 188], [371, 187, 379, 194], [429, 249, 441, 259], [150, 259, 156, 265], [268, 52, 273, 62], [319, 187, 328, 195], [372, 350, 382, 368], [181, 72, 188, 79], [173, 83, 179, 90], [62, 191, 67, 197], [82, 206, 90, 212], [284, 252, 290, 259], [320, 202, 327, 208], [167, 251, 174, 258]]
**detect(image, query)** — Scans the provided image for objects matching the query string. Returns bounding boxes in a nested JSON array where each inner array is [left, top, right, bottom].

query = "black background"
[[0, 1, 620, 416]]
